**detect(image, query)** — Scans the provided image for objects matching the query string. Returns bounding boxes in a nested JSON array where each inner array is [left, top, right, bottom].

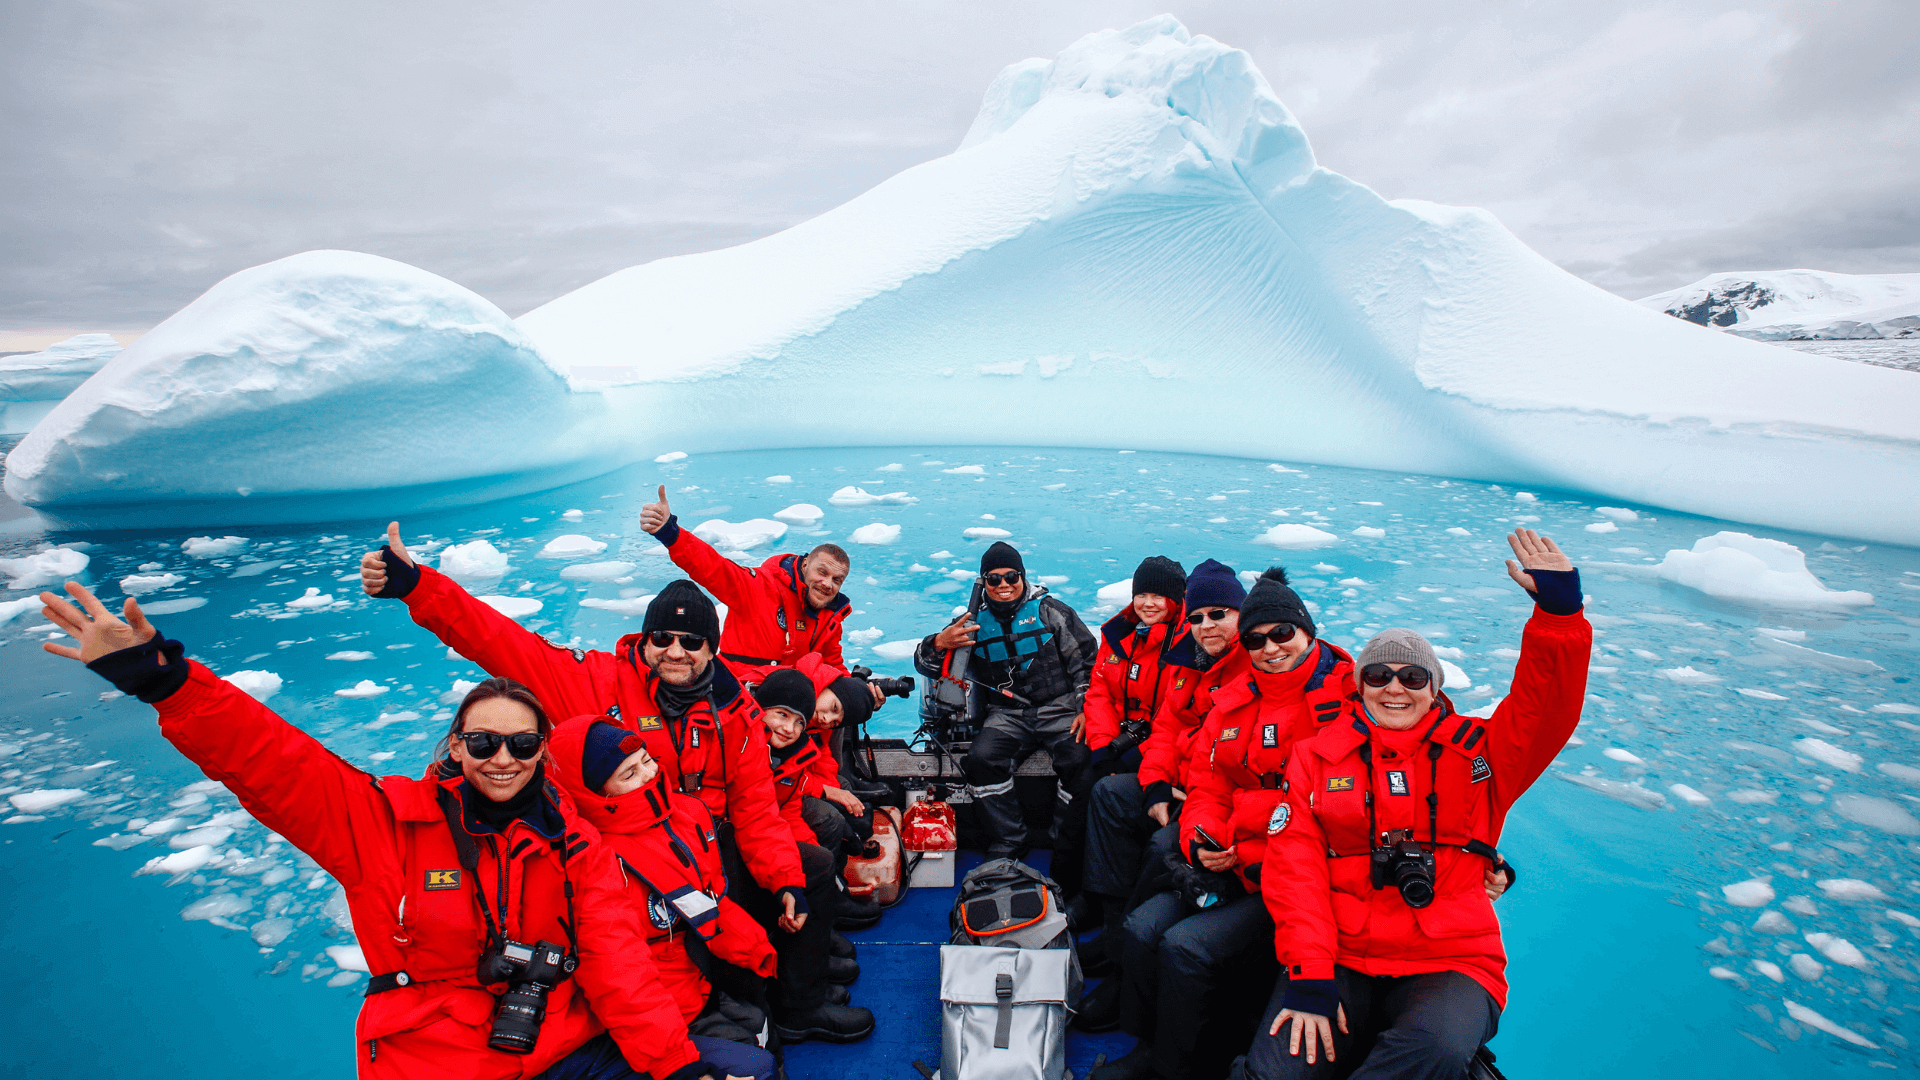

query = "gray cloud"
[[2, 0, 1915, 337]]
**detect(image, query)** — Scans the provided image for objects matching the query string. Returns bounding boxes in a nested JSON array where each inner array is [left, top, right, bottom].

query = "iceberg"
[[0, 333, 121, 435], [4, 251, 627, 529]]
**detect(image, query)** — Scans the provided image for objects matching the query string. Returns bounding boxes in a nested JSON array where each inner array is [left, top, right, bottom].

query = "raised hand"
[[933, 618, 979, 652], [38, 581, 159, 663], [639, 485, 672, 534], [1504, 528, 1571, 593], [360, 521, 415, 597]]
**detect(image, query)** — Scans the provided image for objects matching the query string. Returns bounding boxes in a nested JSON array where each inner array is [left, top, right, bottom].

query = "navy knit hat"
[[753, 669, 816, 722], [1184, 559, 1246, 612], [1130, 556, 1187, 602], [643, 579, 721, 643], [980, 541, 1024, 576], [1238, 567, 1317, 640], [828, 676, 874, 728], [580, 720, 647, 795]]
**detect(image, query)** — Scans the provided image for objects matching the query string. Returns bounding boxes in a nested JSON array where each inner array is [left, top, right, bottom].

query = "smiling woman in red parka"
[[1244, 530, 1586, 1080], [34, 582, 733, 1080]]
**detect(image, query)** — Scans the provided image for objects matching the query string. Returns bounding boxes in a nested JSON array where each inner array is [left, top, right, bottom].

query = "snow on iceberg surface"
[[0, 333, 121, 435], [517, 17, 1920, 545], [4, 251, 627, 529]]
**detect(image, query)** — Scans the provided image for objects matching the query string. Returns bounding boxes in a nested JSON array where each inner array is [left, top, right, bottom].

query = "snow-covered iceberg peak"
[[518, 16, 1920, 545], [5, 251, 625, 528], [0, 332, 122, 435]]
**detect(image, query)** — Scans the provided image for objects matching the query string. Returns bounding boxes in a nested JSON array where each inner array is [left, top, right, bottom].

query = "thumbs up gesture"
[[640, 485, 672, 535], [360, 521, 417, 597]]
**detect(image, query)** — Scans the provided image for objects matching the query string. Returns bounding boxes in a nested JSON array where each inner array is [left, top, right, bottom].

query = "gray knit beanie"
[[1356, 628, 1443, 691]]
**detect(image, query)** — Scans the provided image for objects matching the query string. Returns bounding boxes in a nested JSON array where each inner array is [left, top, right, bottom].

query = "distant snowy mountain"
[[1638, 269, 1920, 340]]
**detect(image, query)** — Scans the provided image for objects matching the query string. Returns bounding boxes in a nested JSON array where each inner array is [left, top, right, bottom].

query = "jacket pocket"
[[1409, 890, 1497, 940]]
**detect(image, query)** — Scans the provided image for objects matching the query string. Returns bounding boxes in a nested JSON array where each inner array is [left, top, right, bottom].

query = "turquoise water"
[[3, 445, 1916, 1076]]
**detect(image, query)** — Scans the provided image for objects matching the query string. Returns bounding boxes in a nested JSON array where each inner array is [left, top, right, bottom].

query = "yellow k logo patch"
[[425, 869, 461, 890]]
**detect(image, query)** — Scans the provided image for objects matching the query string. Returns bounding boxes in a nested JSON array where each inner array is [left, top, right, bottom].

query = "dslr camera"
[[476, 938, 576, 1053], [849, 665, 915, 701], [1369, 828, 1436, 909], [1107, 718, 1152, 756]]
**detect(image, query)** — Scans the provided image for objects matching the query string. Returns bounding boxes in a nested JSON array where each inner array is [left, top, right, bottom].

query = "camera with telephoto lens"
[[477, 939, 575, 1053], [1370, 829, 1436, 909], [849, 665, 916, 700], [1108, 718, 1152, 756]]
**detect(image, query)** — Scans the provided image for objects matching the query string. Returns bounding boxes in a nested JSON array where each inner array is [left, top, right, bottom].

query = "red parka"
[[1262, 607, 1591, 1007], [1180, 640, 1353, 888], [1136, 638, 1250, 803], [767, 736, 831, 846], [152, 661, 699, 1080], [1083, 606, 1185, 750], [399, 565, 804, 897], [792, 652, 843, 794], [547, 719, 778, 1022], [657, 517, 851, 677]]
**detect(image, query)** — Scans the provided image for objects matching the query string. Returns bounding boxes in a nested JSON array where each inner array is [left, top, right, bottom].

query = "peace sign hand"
[[1504, 528, 1571, 593], [640, 485, 672, 534], [39, 581, 159, 664]]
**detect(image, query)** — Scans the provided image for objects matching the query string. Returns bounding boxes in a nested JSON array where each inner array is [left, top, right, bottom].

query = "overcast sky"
[[3, 0, 1915, 346]]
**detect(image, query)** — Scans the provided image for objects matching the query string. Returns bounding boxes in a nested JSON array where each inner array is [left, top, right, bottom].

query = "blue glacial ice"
[[0, 333, 120, 435], [6, 18, 1918, 543]]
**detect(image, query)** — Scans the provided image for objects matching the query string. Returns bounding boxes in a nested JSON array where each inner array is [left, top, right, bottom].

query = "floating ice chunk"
[[1706, 966, 1741, 984], [1558, 774, 1666, 810], [1602, 748, 1645, 766], [538, 535, 608, 558], [250, 916, 295, 947], [93, 833, 149, 850], [1792, 739, 1862, 772], [1876, 763, 1920, 784], [963, 527, 1011, 540], [119, 573, 184, 596], [141, 597, 207, 616], [773, 503, 825, 526], [438, 539, 511, 583], [1782, 895, 1819, 916], [1722, 879, 1776, 908], [1752, 634, 1882, 673], [285, 588, 335, 610], [877, 463, 905, 472], [1788, 955, 1826, 982], [1752, 910, 1795, 934], [1734, 688, 1787, 701], [1652, 532, 1872, 608], [1594, 507, 1640, 522], [1660, 666, 1722, 684], [1670, 784, 1711, 807], [0, 596, 40, 626], [1750, 959, 1785, 983], [844, 627, 886, 647], [439, 680, 480, 705], [0, 547, 89, 590], [1096, 580, 1134, 604], [140, 817, 187, 835], [654, 451, 687, 463], [181, 894, 250, 922], [137, 844, 216, 875], [364, 710, 421, 731], [325, 943, 370, 973], [1253, 524, 1339, 550], [829, 486, 915, 507], [7, 789, 87, 813], [1725, 789, 1778, 805], [335, 680, 389, 699], [1351, 526, 1386, 539], [942, 465, 985, 475], [477, 596, 542, 619], [581, 596, 655, 616], [1444, 527, 1472, 537], [560, 561, 638, 583], [327, 651, 375, 661], [182, 536, 248, 558], [1584, 521, 1619, 534], [1756, 627, 1806, 641], [765, 475, 792, 484], [1889, 910, 1920, 928], [850, 523, 901, 545], [1803, 932, 1871, 969], [170, 826, 234, 850], [1872, 703, 1920, 714], [1438, 660, 1471, 689], [1039, 575, 1069, 586], [1831, 793, 1920, 835], [1513, 493, 1537, 503], [692, 518, 788, 552], [1817, 879, 1888, 903], [223, 670, 283, 702], [872, 640, 919, 660], [561, 509, 584, 521]]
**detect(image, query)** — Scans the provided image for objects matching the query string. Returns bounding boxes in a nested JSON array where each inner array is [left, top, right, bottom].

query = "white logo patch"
[[1268, 802, 1291, 835]]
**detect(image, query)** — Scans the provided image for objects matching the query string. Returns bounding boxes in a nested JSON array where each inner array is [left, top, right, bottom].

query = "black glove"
[[1523, 567, 1582, 616], [87, 635, 188, 703], [373, 546, 420, 599]]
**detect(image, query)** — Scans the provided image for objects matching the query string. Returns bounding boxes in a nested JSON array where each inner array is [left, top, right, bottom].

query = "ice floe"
[[1, 547, 89, 590], [538, 535, 608, 558], [223, 670, 283, 702], [850, 523, 901, 545], [692, 518, 788, 551]]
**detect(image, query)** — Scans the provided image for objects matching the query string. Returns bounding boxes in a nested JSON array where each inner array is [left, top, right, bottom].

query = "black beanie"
[[581, 720, 647, 795], [828, 676, 874, 728], [1238, 567, 1317, 640], [980, 541, 1024, 576], [643, 579, 722, 643], [753, 669, 816, 722], [1184, 559, 1246, 612], [1130, 556, 1187, 602]]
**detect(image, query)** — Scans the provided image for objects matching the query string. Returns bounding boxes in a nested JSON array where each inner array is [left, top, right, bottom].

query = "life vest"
[[971, 595, 1053, 666], [969, 591, 1074, 706]]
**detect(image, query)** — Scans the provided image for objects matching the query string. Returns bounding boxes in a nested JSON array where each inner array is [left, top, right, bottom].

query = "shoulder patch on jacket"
[[1268, 803, 1290, 835], [1470, 755, 1492, 783], [1220, 726, 1240, 741], [424, 869, 460, 890], [1326, 776, 1355, 792], [635, 715, 662, 731], [1174, 678, 1187, 689]]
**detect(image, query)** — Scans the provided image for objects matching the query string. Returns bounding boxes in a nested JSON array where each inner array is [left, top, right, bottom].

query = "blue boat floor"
[[785, 849, 1133, 1080]]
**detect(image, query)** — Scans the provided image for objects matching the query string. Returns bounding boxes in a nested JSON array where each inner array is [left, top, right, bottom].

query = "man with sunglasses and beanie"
[[359, 523, 876, 1045], [914, 540, 1098, 860], [1243, 530, 1584, 1080]]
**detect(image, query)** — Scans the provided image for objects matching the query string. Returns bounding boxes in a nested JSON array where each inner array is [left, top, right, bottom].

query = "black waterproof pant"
[[1085, 772, 1177, 902], [1237, 967, 1500, 1080], [1117, 889, 1278, 1080], [961, 703, 1092, 858], [718, 824, 838, 1012]]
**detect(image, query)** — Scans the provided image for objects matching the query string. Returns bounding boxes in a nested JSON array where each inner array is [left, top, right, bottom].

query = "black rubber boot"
[[824, 983, 851, 1005], [836, 892, 883, 930], [827, 955, 861, 985], [773, 1002, 876, 1045], [829, 931, 857, 960]]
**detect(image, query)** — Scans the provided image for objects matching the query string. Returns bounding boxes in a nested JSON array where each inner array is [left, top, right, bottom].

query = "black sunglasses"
[[455, 730, 545, 760], [1240, 624, 1300, 650], [648, 630, 710, 652], [982, 571, 1023, 587], [1360, 664, 1433, 691], [1186, 607, 1234, 626]]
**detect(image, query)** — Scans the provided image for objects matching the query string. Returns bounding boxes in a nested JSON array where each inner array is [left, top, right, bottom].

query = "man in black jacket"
[[915, 541, 1097, 857]]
